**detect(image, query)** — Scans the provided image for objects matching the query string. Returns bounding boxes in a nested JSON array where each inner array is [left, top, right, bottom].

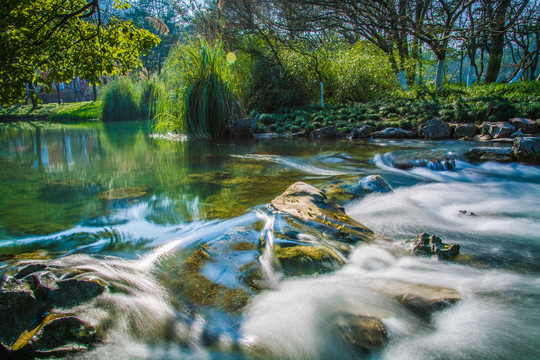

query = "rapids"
[[0, 122, 539, 359]]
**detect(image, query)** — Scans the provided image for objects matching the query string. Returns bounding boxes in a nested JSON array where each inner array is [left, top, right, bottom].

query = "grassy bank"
[[254, 82, 540, 135], [0, 102, 101, 123]]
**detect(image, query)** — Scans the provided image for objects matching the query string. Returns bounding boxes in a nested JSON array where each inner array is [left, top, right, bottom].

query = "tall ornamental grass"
[[154, 38, 243, 139], [100, 77, 141, 122]]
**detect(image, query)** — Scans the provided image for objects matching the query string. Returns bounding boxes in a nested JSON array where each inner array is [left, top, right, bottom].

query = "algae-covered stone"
[[333, 313, 388, 353], [222, 288, 249, 312], [270, 182, 372, 243], [97, 185, 152, 201], [175, 272, 223, 307], [41, 179, 101, 202], [275, 245, 343, 275]]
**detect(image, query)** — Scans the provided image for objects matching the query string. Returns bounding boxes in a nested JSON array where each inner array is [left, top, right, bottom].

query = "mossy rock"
[[270, 182, 373, 243], [40, 179, 102, 203], [187, 172, 234, 185], [97, 185, 152, 201], [275, 245, 344, 275], [222, 288, 249, 313], [174, 271, 224, 307]]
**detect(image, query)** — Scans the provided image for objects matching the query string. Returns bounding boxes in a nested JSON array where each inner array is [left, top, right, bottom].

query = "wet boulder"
[[349, 126, 371, 140], [311, 125, 340, 139], [481, 122, 515, 139], [513, 137, 540, 164], [372, 127, 414, 139], [275, 245, 344, 276], [373, 281, 461, 321], [270, 182, 373, 243], [349, 175, 393, 195], [12, 314, 97, 356], [0, 269, 102, 357], [465, 146, 513, 162], [0, 275, 41, 346], [419, 118, 451, 140], [408, 233, 460, 260], [324, 175, 393, 205], [333, 313, 388, 353], [509, 117, 538, 134], [453, 124, 478, 139]]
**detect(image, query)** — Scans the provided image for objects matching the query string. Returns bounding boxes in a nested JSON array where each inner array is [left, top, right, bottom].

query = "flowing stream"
[[0, 122, 539, 359]]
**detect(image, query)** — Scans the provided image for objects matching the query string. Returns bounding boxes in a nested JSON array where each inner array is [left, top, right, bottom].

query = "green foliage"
[[233, 38, 398, 112], [234, 37, 306, 113], [154, 38, 243, 139], [140, 79, 165, 120], [100, 77, 142, 122], [0, 0, 159, 105]]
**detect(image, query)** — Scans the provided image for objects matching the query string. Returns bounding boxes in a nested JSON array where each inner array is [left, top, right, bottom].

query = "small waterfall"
[[255, 210, 280, 288], [426, 159, 456, 171]]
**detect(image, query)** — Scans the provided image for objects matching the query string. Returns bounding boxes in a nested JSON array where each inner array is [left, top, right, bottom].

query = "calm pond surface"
[[1, 121, 539, 359]]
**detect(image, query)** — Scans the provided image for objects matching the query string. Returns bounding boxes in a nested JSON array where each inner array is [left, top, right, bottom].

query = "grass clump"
[[154, 38, 244, 139], [100, 77, 142, 122]]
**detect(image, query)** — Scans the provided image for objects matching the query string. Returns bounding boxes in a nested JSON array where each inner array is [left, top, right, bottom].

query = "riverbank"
[[0, 102, 100, 123]]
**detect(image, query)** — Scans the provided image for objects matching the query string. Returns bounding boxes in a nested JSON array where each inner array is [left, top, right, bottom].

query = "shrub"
[[234, 37, 307, 113]]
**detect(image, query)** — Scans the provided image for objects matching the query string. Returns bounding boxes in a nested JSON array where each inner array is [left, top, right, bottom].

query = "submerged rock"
[[98, 185, 152, 201], [333, 313, 388, 353], [275, 245, 343, 276], [372, 127, 414, 139], [40, 179, 102, 202], [270, 182, 373, 243], [419, 118, 451, 140], [409, 233, 460, 260], [465, 146, 513, 162], [513, 137, 540, 164]]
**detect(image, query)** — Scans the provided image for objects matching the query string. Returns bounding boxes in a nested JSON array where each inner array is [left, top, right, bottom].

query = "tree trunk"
[[93, 83, 98, 102], [56, 83, 62, 104], [435, 58, 445, 90], [27, 82, 38, 110], [467, 53, 476, 86], [484, 32, 506, 83]]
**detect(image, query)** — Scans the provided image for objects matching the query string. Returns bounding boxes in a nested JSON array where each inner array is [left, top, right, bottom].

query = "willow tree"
[[0, 0, 159, 106]]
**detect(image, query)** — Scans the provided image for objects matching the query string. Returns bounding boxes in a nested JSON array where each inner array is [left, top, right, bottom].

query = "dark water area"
[[1, 122, 539, 359]]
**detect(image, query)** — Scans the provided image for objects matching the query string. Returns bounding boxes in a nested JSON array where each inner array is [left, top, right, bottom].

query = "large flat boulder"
[[270, 182, 373, 243]]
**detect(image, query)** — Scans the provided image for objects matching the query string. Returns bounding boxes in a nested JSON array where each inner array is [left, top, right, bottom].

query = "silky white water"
[[2, 126, 539, 360]]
